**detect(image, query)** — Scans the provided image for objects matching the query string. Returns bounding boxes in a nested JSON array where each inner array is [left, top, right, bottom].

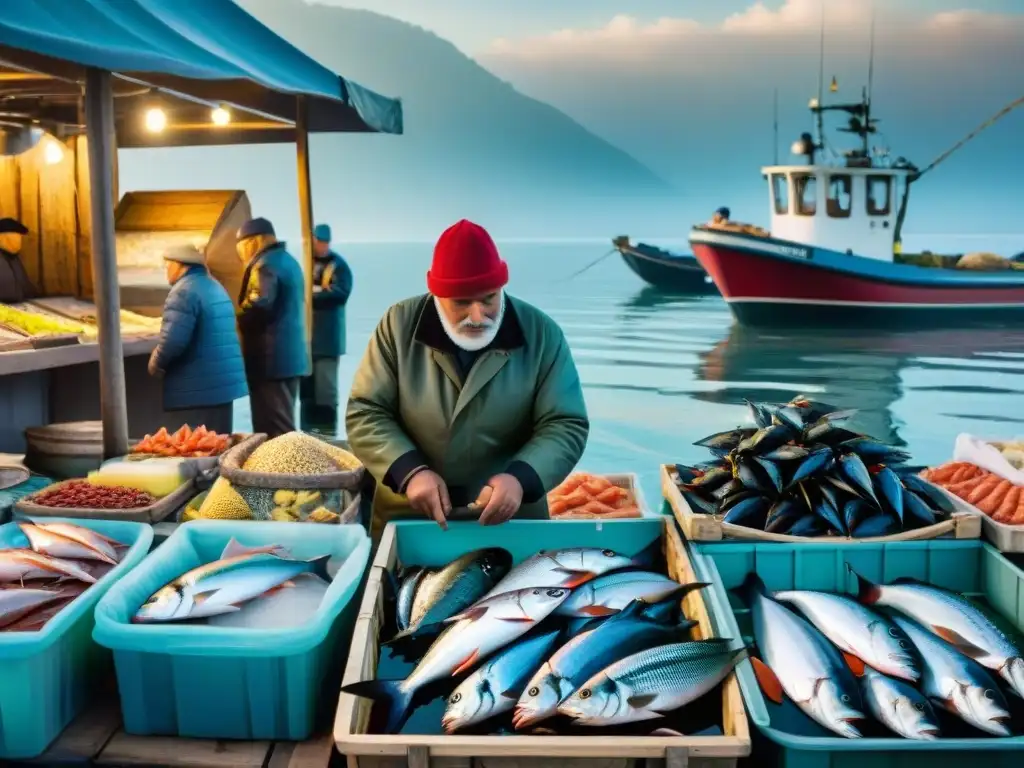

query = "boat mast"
[[773, 88, 779, 165], [815, 1, 826, 150]]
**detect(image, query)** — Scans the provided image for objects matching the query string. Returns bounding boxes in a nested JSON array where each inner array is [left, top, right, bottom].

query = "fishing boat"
[[689, 85, 1024, 327], [611, 236, 716, 293]]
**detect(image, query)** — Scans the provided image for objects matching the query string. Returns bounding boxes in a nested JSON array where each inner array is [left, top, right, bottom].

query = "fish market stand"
[[335, 518, 751, 768]]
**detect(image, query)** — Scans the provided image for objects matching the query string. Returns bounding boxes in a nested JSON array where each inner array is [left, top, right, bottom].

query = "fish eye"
[[840, 694, 851, 703], [602, 549, 615, 557], [449, 692, 462, 704], [888, 628, 900, 638], [547, 589, 565, 597], [528, 686, 539, 697], [914, 702, 925, 711], [984, 689, 995, 700], [579, 689, 592, 699]]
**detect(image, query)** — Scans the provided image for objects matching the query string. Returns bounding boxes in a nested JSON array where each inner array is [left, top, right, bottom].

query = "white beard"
[[434, 292, 505, 352]]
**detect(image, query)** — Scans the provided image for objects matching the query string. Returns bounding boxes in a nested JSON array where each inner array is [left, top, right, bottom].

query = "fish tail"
[[341, 679, 413, 734], [305, 554, 332, 583], [735, 572, 767, 606], [847, 565, 881, 605]]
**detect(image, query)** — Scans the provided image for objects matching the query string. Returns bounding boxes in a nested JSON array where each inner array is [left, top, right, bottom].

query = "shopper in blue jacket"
[[148, 245, 248, 433]]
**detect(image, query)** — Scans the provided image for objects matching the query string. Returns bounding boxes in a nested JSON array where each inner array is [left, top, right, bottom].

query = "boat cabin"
[[761, 164, 910, 263]]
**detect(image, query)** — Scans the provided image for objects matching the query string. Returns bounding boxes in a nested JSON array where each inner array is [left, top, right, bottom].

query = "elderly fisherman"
[[148, 244, 247, 433], [346, 219, 589, 539], [235, 217, 310, 437]]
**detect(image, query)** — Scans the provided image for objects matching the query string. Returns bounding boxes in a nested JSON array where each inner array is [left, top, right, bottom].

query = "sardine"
[[396, 566, 426, 632], [133, 538, 331, 622], [19, 521, 123, 565], [557, 639, 744, 725], [515, 598, 697, 728], [555, 573, 705, 618], [738, 574, 865, 737], [853, 570, 1024, 698], [772, 590, 919, 681], [478, 548, 635, 600], [0, 549, 97, 584], [343, 586, 571, 733], [0, 587, 65, 629], [443, 628, 563, 733], [860, 667, 940, 740], [891, 615, 1011, 736]]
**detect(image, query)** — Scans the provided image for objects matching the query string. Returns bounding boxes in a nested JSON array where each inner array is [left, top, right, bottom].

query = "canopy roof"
[[0, 0, 403, 145]]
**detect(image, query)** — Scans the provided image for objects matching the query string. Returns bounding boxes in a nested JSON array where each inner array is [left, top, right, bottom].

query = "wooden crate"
[[334, 519, 751, 768], [549, 472, 653, 520], [661, 464, 982, 544]]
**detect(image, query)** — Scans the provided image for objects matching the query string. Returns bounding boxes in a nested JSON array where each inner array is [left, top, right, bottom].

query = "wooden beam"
[[295, 95, 314, 371], [83, 68, 129, 459]]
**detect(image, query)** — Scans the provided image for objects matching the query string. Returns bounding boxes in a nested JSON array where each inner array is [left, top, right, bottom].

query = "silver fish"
[[479, 547, 635, 600], [133, 538, 331, 622], [442, 628, 563, 733], [739, 574, 865, 738], [553, 572, 700, 618], [396, 566, 426, 632], [19, 521, 123, 565], [343, 586, 571, 734], [891, 615, 1011, 736], [773, 590, 919, 681], [0, 549, 97, 584], [557, 639, 744, 725], [854, 571, 1024, 698], [0, 587, 65, 629], [860, 667, 940, 740]]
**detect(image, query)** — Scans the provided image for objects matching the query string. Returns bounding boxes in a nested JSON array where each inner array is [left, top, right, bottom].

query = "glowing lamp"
[[211, 107, 231, 126], [43, 140, 64, 165], [145, 107, 167, 133]]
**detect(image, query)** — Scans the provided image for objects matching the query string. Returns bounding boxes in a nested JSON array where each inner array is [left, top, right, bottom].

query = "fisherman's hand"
[[405, 470, 451, 530], [147, 352, 163, 378], [477, 474, 523, 526]]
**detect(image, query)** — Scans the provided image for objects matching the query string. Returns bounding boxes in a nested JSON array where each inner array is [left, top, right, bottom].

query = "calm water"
[[233, 241, 1024, 505]]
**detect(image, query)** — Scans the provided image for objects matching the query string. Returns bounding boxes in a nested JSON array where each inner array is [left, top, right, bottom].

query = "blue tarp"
[[0, 0, 402, 135]]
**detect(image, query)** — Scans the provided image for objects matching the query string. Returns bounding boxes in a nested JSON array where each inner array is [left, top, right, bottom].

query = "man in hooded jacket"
[[346, 219, 589, 540]]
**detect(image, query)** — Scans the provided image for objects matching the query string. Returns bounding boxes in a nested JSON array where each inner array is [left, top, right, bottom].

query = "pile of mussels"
[[673, 396, 955, 538]]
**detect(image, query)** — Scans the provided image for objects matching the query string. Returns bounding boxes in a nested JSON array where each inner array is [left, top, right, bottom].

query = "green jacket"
[[346, 294, 589, 532]]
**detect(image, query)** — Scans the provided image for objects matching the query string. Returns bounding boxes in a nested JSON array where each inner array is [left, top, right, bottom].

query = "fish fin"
[[848, 566, 881, 605], [930, 625, 989, 659], [554, 568, 597, 588], [192, 589, 219, 606], [618, 599, 651, 620], [842, 652, 866, 677], [499, 617, 539, 622], [891, 576, 924, 585], [499, 688, 520, 700], [382, 628, 413, 647], [578, 604, 619, 617], [260, 581, 296, 598], [340, 679, 413, 735], [446, 606, 488, 624], [452, 650, 481, 676], [306, 554, 332, 583], [220, 538, 285, 559], [751, 657, 784, 705], [627, 694, 658, 709]]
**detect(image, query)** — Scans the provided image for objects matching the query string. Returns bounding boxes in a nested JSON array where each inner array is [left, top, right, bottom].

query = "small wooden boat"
[[612, 236, 716, 293]]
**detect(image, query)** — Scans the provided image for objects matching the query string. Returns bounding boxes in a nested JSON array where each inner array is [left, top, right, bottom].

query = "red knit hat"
[[427, 220, 509, 298]]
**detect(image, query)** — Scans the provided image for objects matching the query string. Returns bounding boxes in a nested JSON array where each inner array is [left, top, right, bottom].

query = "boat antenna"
[[866, 2, 876, 104], [815, 0, 826, 147], [773, 88, 779, 164]]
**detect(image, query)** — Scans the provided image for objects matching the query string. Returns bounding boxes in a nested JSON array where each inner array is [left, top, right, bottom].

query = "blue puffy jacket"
[[150, 267, 248, 410]]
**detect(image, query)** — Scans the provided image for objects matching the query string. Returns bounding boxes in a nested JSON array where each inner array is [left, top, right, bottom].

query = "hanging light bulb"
[[211, 106, 231, 126], [145, 107, 167, 133], [43, 139, 64, 165]]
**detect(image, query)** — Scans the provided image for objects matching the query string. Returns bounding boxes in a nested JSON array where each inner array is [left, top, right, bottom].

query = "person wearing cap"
[[346, 219, 589, 539], [147, 245, 248, 433], [709, 207, 731, 227], [300, 223, 354, 435], [235, 217, 310, 437], [0, 217, 39, 303]]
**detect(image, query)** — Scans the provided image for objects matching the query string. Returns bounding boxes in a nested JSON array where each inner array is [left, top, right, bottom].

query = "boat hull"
[[690, 228, 1024, 327], [614, 241, 716, 293]]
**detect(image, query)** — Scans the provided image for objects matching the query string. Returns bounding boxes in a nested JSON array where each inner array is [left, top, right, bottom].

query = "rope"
[[560, 248, 616, 281], [914, 94, 1024, 181]]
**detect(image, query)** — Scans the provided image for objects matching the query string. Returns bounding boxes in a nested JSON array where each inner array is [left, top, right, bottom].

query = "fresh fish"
[[396, 566, 427, 632], [852, 515, 899, 538], [0, 587, 65, 629], [860, 666, 940, 740], [837, 454, 879, 507], [514, 599, 697, 729], [761, 445, 810, 462], [840, 438, 913, 466], [478, 548, 634, 601], [723, 495, 769, 527], [443, 628, 563, 733], [673, 465, 703, 485], [133, 538, 331, 623], [815, 484, 846, 535], [557, 639, 745, 725], [745, 400, 777, 429], [772, 590, 920, 681], [343, 586, 571, 733], [737, 425, 795, 456], [681, 489, 717, 515], [765, 498, 803, 533], [689, 467, 732, 493], [694, 428, 756, 453], [554, 573, 703, 618], [853, 570, 1024, 698], [873, 466, 904, 521], [0, 549, 97, 585], [753, 458, 783, 494], [903, 491, 938, 527], [738, 574, 865, 737], [19, 521, 123, 565], [842, 499, 871, 533], [788, 448, 834, 487], [387, 548, 512, 644], [898, 474, 956, 514], [890, 615, 1011, 736]]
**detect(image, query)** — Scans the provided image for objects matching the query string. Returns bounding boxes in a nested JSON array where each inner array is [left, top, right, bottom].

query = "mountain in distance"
[[120, 0, 684, 241]]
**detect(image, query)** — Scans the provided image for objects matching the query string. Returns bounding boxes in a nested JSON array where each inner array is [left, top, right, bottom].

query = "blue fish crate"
[[690, 539, 1024, 767], [93, 520, 371, 741], [0, 516, 154, 760]]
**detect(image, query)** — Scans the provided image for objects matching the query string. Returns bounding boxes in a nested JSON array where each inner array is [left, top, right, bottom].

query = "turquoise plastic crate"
[[93, 520, 371, 741], [690, 539, 1024, 767], [0, 516, 153, 760]]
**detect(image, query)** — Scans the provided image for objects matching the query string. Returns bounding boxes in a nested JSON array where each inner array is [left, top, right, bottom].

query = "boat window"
[[771, 173, 789, 214], [867, 175, 892, 216], [793, 173, 817, 216], [826, 174, 852, 218]]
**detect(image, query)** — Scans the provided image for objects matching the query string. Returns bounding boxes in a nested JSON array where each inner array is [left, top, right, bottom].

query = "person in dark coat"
[[300, 223, 353, 435], [147, 245, 248, 434], [235, 217, 310, 437], [0, 217, 39, 303]]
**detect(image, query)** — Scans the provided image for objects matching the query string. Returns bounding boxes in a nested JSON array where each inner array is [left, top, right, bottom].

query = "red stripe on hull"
[[692, 244, 1024, 305]]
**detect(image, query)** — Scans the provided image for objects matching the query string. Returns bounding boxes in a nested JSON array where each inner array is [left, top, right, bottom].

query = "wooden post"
[[294, 96, 314, 370], [83, 68, 129, 459]]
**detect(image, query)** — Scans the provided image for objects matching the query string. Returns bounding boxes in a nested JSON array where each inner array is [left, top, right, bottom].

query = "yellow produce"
[[87, 459, 186, 498], [195, 478, 253, 520], [308, 507, 341, 524], [241, 432, 341, 475], [0, 303, 88, 337]]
